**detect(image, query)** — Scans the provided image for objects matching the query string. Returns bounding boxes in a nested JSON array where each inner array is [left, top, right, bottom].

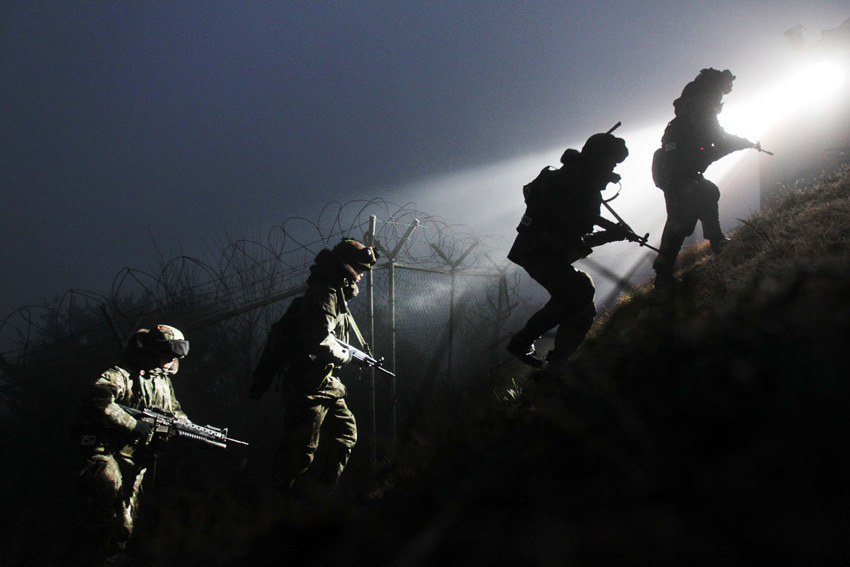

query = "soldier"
[[261, 238, 378, 496], [76, 324, 189, 566], [651, 68, 756, 289], [507, 133, 631, 367]]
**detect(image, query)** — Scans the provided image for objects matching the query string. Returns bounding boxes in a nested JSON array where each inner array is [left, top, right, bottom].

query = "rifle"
[[753, 141, 774, 156], [119, 404, 248, 450], [601, 201, 661, 253], [599, 121, 660, 252], [334, 338, 396, 377]]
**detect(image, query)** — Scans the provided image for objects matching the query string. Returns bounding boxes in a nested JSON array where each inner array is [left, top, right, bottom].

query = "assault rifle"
[[334, 338, 396, 377], [753, 141, 774, 156], [600, 121, 660, 252], [119, 404, 248, 450], [601, 202, 661, 253]]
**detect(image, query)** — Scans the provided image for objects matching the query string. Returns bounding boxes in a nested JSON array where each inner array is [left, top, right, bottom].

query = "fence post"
[[493, 272, 508, 365], [373, 218, 420, 447], [366, 215, 378, 462], [431, 240, 478, 389], [484, 254, 511, 366]]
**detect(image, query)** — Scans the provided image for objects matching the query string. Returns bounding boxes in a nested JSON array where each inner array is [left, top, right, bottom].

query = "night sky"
[[2, 1, 847, 317]]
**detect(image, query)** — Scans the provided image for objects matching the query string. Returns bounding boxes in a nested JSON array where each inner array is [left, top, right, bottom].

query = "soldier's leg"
[[547, 269, 597, 362], [114, 463, 145, 558], [654, 180, 699, 285], [77, 455, 125, 566], [273, 397, 327, 494], [508, 257, 576, 367], [319, 398, 357, 488], [694, 178, 727, 252]]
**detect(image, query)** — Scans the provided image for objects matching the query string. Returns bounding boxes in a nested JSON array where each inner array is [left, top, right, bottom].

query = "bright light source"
[[791, 61, 846, 102], [721, 61, 847, 139]]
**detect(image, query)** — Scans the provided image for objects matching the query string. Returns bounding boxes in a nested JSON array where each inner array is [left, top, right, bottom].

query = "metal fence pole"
[[484, 254, 510, 366], [493, 272, 507, 365], [387, 259, 397, 444], [431, 241, 478, 390], [366, 215, 377, 462], [373, 218, 419, 447]]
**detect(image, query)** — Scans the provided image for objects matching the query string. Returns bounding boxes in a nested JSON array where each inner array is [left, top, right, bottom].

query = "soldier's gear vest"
[[508, 166, 594, 268], [652, 117, 714, 189]]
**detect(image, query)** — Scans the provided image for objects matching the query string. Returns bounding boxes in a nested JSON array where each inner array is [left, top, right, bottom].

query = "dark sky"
[[1, 1, 847, 317]]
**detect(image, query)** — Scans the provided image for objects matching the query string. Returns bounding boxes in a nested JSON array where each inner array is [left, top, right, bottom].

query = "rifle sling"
[[345, 312, 373, 357]]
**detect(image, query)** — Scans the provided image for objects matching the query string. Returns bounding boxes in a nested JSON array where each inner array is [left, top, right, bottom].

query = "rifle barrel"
[[606, 121, 622, 134]]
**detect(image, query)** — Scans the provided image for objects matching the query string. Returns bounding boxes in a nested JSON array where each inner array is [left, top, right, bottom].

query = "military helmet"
[[332, 239, 379, 274], [695, 68, 736, 94], [580, 133, 629, 164], [145, 324, 190, 358]]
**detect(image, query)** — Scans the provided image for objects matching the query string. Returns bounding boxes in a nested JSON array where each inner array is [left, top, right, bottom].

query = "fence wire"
[[0, 198, 526, 564]]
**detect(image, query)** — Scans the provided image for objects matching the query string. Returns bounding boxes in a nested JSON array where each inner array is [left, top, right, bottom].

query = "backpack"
[[651, 147, 671, 189], [249, 296, 304, 399], [652, 118, 695, 188], [518, 166, 559, 226]]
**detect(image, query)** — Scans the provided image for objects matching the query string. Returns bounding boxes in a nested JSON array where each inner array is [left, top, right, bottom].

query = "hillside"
[[38, 165, 848, 567]]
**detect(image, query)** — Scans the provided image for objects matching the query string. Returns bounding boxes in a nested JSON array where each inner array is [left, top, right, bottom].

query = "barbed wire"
[[0, 198, 515, 377]]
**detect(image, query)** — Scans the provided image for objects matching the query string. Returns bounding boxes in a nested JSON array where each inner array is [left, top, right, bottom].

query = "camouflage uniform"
[[77, 326, 188, 566], [507, 134, 629, 366], [272, 241, 377, 494], [652, 68, 753, 286]]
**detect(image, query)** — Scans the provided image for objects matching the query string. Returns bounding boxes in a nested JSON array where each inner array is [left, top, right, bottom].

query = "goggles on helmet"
[[169, 339, 190, 357]]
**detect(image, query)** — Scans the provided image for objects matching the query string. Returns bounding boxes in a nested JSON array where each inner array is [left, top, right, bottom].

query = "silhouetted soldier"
[[651, 68, 756, 288], [507, 133, 631, 367]]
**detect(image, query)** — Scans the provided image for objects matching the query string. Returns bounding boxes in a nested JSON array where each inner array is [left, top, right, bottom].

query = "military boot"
[[507, 332, 545, 368], [654, 271, 679, 290], [710, 237, 730, 254]]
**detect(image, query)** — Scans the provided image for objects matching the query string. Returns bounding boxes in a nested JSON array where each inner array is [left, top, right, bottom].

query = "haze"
[[2, 1, 847, 318]]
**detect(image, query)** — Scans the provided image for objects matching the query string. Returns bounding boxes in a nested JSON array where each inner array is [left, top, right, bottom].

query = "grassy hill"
[[77, 164, 850, 566]]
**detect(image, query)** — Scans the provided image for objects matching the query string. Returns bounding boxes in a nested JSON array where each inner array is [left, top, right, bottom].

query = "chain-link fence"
[[0, 199, 522, 564]]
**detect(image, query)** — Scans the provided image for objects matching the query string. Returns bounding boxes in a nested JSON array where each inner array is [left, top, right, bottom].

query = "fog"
[[2, 2, 847, 319]]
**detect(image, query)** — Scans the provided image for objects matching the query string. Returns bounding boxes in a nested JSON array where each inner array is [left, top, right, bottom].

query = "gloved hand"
[[132, 419, 154, 440], [738, 137, 756, 151], [608, 223, 632, 242]]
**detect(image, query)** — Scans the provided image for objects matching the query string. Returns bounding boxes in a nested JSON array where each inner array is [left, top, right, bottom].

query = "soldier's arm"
[[81, 368, 139, 434], [691, 103, 752, 158], [299, 288, 352, 366], [718, 132, 754, 156]]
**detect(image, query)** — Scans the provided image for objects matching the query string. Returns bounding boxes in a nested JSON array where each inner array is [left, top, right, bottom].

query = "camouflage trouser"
[[516, 258, 597, 360], [77, 454, 145, 566], [653, 175, 724, 276], [273, 392, 357, 494]]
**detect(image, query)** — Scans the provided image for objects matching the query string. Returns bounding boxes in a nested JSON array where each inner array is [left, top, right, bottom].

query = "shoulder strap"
[[345, 312, 373, 356]]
